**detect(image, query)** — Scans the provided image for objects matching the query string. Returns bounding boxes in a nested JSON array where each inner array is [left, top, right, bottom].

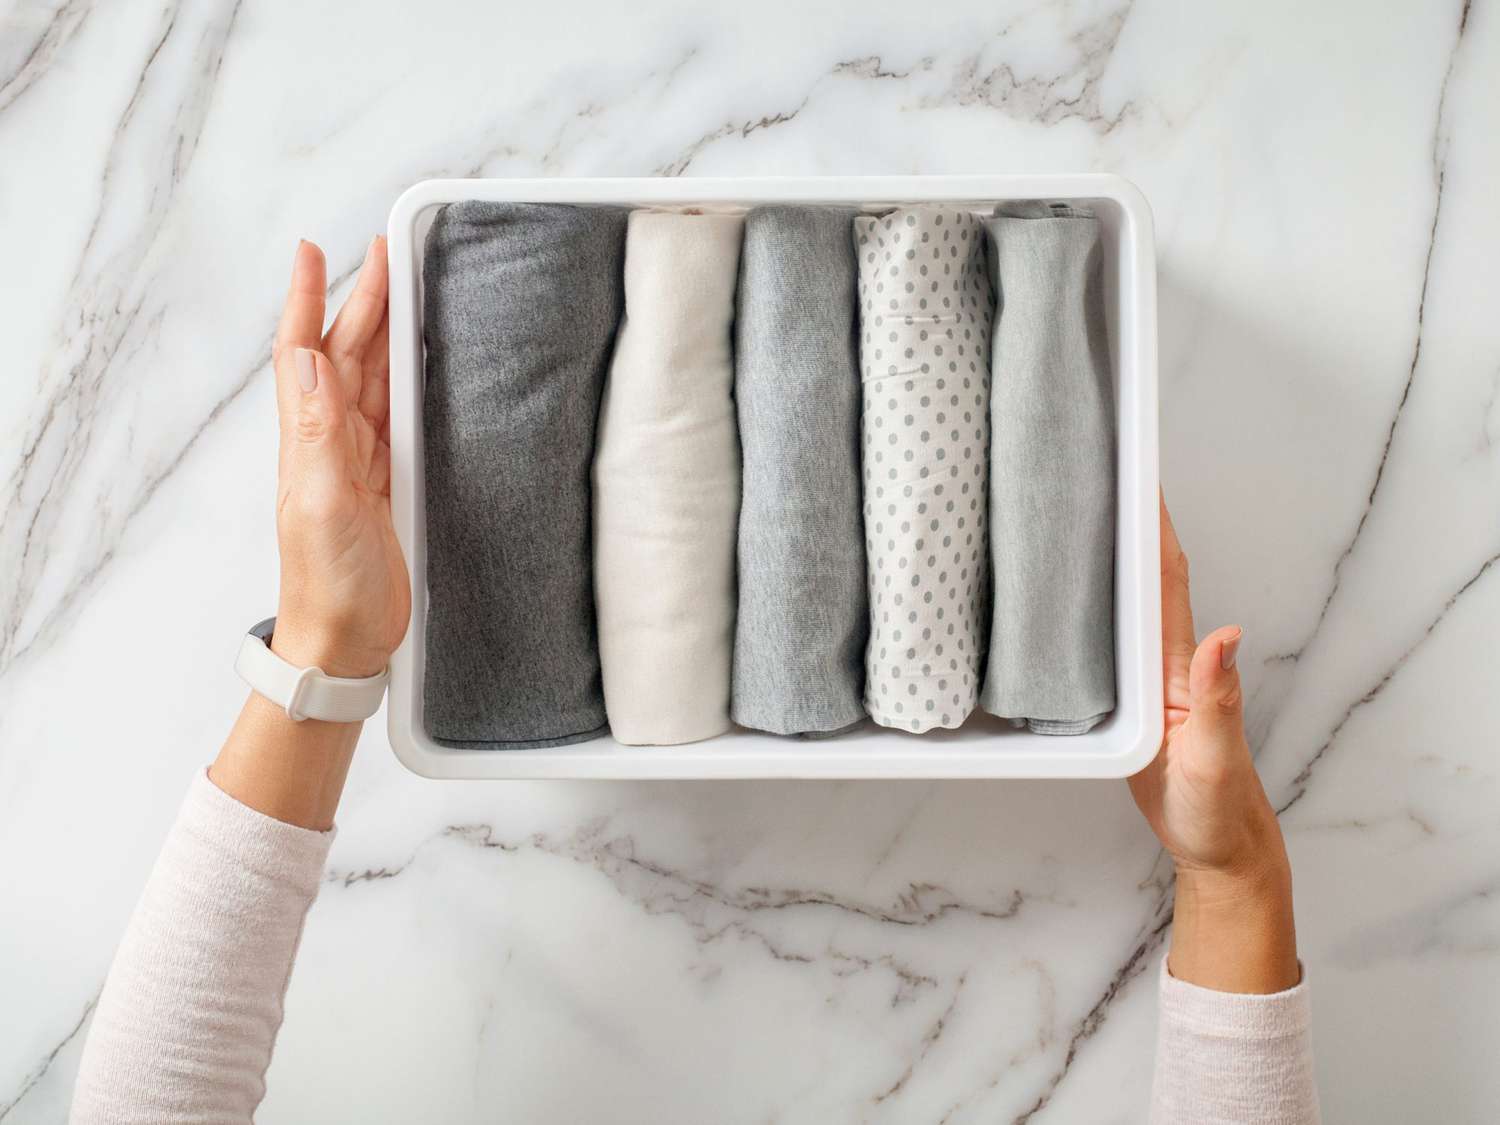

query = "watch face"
[[250, 616, 277, 644]]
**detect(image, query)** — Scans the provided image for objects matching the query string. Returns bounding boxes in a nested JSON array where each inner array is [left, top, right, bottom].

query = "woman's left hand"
[[270, 238, 410, 678], [1127, 494, 1298, 993]]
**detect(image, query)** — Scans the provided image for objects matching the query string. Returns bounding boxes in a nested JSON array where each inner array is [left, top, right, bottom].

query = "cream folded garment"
[[854, 209, 993, 732], [593, 210, 744, 745]]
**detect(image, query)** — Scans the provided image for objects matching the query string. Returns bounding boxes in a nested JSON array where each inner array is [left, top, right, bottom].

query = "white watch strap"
[[235, 618, 389, 723]]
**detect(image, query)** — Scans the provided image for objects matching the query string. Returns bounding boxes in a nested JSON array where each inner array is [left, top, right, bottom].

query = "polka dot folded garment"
[[853, 208, 994, 732]]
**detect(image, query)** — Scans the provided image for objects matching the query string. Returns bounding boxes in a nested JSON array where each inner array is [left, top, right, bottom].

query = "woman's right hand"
[[1127, 494, 1299, 993]]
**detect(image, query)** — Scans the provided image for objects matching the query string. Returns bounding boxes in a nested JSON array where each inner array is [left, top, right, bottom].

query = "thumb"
[[1187, 625, 1245, 740], [282, 347, 349, 509]]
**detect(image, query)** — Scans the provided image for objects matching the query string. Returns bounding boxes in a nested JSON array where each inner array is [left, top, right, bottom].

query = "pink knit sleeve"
[[1149, 956, 1321, 1124], [70, 771, 333, 1124]]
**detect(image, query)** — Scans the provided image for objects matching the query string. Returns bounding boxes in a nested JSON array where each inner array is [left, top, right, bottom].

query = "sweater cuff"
[[1158, 956, 1311, 1039], [177, 769, 335, 898]]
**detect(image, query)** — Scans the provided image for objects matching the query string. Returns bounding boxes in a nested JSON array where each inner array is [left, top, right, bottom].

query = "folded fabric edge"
[[992, 201, 1096, 220], [430, 720, 612, 750], [866, 706, 976, 735], [729, 708, 870, 739], [1025, 712, 1111, 736], [610, 720, 735, 747], [632, 204, 750, 217]]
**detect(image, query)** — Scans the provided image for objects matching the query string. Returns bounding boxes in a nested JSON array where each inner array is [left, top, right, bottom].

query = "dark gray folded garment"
[[422, 202, 626, 747], [980, 203, 1117, 735], [732, 206, 869, 736]]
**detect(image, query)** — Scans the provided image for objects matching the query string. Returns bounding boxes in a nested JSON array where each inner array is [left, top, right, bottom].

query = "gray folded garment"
[[980, 203, 1117, 734], [422, 201, 626, 747], [854, 208, 993, 733], [732, 206, 868, 736]]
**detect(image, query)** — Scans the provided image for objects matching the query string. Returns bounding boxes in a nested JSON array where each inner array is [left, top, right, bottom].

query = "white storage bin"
[[387, 175, 1160, 779]]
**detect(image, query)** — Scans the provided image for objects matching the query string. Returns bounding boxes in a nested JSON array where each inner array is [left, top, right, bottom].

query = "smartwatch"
[[235, 617, 389, 723]]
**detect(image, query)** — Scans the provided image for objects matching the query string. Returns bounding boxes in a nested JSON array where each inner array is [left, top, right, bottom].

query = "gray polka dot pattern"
[[853, 208, 993, 732]]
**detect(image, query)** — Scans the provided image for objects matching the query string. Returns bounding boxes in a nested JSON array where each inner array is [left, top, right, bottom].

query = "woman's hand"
[[270, 238, 410, 678], [1128, 495, 1299, 993], [210, 238, 409, 831]]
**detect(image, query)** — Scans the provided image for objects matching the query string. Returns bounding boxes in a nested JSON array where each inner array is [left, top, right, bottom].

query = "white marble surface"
[[2, 0, 1497, 1120]]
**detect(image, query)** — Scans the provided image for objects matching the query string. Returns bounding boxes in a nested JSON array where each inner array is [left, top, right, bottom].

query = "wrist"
[[269, 614, 388, 679], [1170, 856, 1299, 994], [211, 692, 361, 831]]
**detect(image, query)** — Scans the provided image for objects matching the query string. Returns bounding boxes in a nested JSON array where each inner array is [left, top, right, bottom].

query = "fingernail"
[[296, 348, 317, 392], [1220, 629, 1242, 671]]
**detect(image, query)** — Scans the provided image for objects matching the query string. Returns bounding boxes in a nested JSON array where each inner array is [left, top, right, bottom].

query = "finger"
[[325, 235, 389, 367], [282, 347, 350, 510], [1159, 490, 1197, 712], [1160, 490, 1195, 647], [1187, 624, 1245, 743], [321, 237, 388, 413], [274, 241, 328, 423], [357, 309, 390, 428]]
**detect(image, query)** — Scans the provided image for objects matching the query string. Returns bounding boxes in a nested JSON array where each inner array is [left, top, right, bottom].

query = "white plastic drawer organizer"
[[387, 175, 1161, 780]]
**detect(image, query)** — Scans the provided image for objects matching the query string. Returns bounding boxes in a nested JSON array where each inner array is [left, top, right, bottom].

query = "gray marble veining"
[[2, 0, 1497, 1121]]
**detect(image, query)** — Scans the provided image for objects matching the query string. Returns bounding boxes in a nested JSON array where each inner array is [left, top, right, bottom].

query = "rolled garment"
[[422, 202, 626, 747], [733, 206, 868, 736], [980, 203, 1116, 734], [593, 210, 744, 745], [854, 208, 993, 732]]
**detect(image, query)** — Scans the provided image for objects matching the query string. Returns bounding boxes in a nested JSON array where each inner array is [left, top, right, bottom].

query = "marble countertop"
[[2, 0, 1496, 1120]]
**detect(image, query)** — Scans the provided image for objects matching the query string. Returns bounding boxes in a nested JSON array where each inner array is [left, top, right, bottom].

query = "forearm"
[[1150, 854, 1320, 1124], [211, 694, 359, 832], [71, 770, 333, 1124], [73, 638, 364, 1121], [210, 621, 368, 832], [1168, 849, 1299, 994]]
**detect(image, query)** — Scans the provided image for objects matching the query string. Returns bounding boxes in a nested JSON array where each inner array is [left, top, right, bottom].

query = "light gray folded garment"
[[422, 201, 626, 747], [854, 208, 993, 733], [732, 206, 868, 736], [980, 203, 1116, 734]]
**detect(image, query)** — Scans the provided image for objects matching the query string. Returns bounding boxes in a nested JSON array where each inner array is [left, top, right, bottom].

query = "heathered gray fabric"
[[422, 201, 626, 747], [854, 208, 993, 733], [732, 206, 868, 736], [980, 203, 1116, 734]]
